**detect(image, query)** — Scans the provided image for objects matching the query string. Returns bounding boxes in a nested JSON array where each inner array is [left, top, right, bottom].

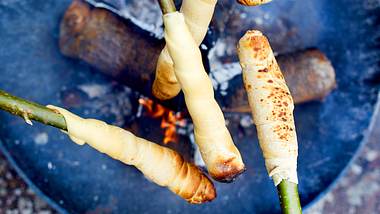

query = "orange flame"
[[138, 98, 186, 144]]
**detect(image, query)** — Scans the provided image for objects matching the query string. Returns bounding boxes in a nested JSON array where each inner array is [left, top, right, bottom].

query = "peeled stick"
[[47, 105, 216, 203], [237, 30, 298, 185], [152, 0, 218, 100], [236, 0, 272, 6], [163, 12, 245, 182]]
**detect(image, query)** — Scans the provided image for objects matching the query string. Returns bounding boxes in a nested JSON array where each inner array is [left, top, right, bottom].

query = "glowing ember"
[[138, 97, 186, 144]]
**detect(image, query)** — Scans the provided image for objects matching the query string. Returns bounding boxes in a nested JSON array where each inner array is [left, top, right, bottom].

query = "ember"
[[138, 97, 186, 144]]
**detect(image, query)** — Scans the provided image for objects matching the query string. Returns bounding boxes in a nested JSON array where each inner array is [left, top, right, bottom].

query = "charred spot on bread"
[[210, 157, 246, 182]]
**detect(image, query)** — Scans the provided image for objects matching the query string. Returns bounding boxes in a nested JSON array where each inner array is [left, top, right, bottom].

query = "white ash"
[[78, 84, 109, 99], [200, 44, 208, 50], [240, 115, 253, 128], [365, 150, 378, 162], [350, 164, 362, 175], [47, 162, 54, 170], [254, 17, 264, 25], [240, 12, 247, 19], [220, 82, 229, 92], [209, 62, 242, 91], [209, 39, 227, 58], [207, 37, 242, 89], [220, 91, 227, 96], [118, 0, 163, 38], [208, 38, 237, 61], [86, 0, 163, 38], [33, 132, 49, 145]]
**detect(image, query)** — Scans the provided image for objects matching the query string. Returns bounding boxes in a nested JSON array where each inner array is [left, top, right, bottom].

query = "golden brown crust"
[[209, 157, 246, 182], [236, 0, 272, 6], [164, 150, 215, 203], [152, 54, 181, 100], [223, 48, 336, 112], [48, 105, 216, 204], [183, 163, 216, 203], [135, 138, 216, 204], [190, 175, 216, 203], [237, 30, 298, 185]]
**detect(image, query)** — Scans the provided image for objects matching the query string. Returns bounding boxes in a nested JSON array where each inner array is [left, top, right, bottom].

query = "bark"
[[0, 90, 67, 130]]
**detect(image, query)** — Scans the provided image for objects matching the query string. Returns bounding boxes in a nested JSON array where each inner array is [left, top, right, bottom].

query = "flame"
[[138, 97, 186, 144]]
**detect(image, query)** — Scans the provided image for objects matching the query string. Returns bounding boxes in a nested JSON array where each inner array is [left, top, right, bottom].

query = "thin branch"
[[157, 0, 177, 14], [0, 90, 67, 130], [277, 180, 302, 214]]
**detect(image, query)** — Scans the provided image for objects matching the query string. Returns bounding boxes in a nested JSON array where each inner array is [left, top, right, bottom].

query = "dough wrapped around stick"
[[163, 12, 245, 182], [47, 105, 216, 204], [237, 30, 298, 185], [152, 0, 218, 100], [237, 0, 272, 6]]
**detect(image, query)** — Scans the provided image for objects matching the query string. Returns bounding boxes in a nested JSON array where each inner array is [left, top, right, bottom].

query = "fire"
[[138, 97, 186, 144]]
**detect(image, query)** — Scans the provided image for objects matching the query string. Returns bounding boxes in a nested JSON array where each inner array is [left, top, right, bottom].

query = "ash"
[[33, 132, 49, 146], [86, 0, 163, 38]]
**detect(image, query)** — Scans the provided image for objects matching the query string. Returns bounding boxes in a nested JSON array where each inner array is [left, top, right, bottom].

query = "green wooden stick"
[[277, 180, 302, 214], [157, 0, 176, 14], [0, 90, 67, 130]]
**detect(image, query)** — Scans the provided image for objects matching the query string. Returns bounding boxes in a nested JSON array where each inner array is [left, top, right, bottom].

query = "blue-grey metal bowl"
[[0, 0, 379, 213]]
